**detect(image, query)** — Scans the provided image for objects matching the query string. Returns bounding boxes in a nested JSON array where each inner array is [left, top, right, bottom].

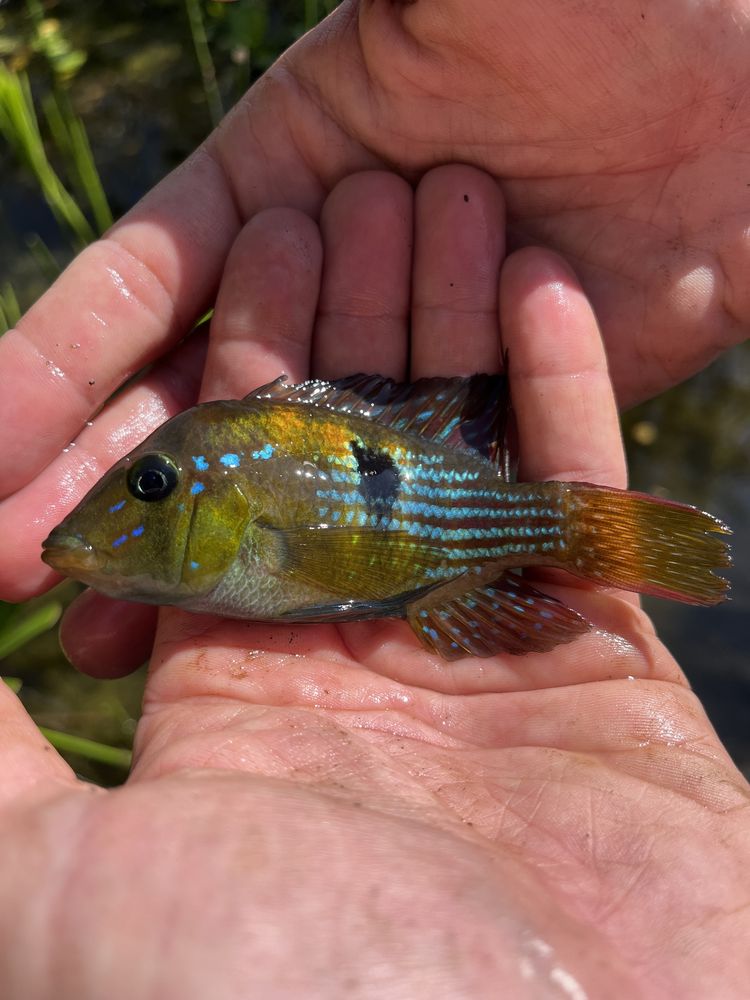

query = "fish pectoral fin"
[[270, 525, 451, 602], [406, 572, 590, 660]]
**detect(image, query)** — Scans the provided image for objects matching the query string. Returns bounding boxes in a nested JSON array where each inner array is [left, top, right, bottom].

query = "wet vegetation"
[[1, 0, 748, 783]]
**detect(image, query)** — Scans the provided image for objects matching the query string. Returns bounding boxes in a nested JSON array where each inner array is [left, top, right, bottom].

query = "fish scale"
[[42, 372, 731, 660]]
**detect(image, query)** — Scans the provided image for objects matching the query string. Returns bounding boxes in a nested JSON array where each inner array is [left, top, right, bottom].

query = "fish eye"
[[127, 454, 180, 502]]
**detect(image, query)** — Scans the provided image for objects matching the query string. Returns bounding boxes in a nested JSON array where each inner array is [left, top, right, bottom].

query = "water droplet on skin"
[[105, 266, 135, 302]]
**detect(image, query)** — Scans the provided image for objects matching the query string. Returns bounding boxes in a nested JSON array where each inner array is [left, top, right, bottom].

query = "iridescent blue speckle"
[[252, 444, 274, 461], [109, 500, 126, 513], [112, 534, 128, 548], [190, 482, 205, 495], [190, 561, 200, 571], [220, 453, 240, 468], [192, 456, 209, 472], [131, 525, 144, 538]]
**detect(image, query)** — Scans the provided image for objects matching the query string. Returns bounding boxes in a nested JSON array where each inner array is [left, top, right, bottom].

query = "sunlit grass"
[[0, 66, 96, 247]]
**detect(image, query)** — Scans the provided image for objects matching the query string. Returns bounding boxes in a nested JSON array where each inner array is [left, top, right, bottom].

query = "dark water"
[[1, 2, 748, 778]]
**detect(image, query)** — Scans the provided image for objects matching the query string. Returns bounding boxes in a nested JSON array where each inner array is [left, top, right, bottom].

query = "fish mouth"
[[41, 530, 101, 576]]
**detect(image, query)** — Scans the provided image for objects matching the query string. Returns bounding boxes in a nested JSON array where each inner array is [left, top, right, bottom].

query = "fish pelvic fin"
[[407, 573, 589, 660], [560, 483, 732, 604]]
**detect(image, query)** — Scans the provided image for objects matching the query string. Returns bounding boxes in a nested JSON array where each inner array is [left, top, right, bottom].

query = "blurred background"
[[1, 0, 747, 784]]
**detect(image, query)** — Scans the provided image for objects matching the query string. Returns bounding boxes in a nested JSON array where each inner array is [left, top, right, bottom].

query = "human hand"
[[3, 0, 749, 604], [1, 167, 748, 999]]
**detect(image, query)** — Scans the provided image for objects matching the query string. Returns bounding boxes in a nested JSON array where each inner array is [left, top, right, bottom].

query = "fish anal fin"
[[407, 573, 589, 660]]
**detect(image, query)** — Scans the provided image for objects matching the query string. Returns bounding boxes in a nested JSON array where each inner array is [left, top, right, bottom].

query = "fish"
[[41, 373, 732, 660]]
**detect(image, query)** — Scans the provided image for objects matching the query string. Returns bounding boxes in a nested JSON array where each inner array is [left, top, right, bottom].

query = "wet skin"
[[0, 167, 748, 998]]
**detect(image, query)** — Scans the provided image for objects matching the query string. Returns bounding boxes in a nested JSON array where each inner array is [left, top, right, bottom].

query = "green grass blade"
[[0, 66, 95, 247], [39, 727, 133, 770], [67, 113, 113, 233], [43, 89, 113, 234], [185, 0, 223, 127], [0, 600, 62, 659], [0, 282, 21, 334]]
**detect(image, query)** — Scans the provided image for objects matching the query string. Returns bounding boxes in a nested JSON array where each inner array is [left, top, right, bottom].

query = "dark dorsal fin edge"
[[245, 372, 512, 472]]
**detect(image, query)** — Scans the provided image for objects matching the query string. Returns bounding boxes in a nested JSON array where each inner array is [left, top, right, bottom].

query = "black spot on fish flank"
[[350, 440, 400, 514]]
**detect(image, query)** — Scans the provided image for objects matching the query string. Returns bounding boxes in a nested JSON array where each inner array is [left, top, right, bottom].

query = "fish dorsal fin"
[[245, 372, 511, 470]]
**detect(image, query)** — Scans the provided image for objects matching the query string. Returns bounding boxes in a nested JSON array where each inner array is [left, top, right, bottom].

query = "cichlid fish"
[[42, 374, 731, 660]]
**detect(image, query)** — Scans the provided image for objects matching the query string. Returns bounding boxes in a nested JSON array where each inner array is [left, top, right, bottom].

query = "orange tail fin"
[[561, 484, 731, 604]]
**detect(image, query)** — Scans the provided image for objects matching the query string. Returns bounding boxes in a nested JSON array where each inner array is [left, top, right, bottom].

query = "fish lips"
[[41, 529, 102, 577]]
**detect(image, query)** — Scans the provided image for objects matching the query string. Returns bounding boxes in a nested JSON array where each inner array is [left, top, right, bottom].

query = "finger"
[[313, 171, 412, 379], [411, 165, 505, 377], [0, 150, 241, 502], [500, 247, 627, 489], [59, 591, 157, 679], [0, 330, 208, 602], [201, 209, 323, 401], [0, 682, 77, 808]]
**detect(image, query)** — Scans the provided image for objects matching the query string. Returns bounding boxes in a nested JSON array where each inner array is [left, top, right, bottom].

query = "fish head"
[[41, 403, 254, 605]]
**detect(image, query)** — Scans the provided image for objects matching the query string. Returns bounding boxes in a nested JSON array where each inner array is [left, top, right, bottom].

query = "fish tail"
[[559, 483, 732, 604]]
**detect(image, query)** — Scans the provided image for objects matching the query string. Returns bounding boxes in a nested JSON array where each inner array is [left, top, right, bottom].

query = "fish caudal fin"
[[407, 573, 589, 660], [562, 484, 732, 604]]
